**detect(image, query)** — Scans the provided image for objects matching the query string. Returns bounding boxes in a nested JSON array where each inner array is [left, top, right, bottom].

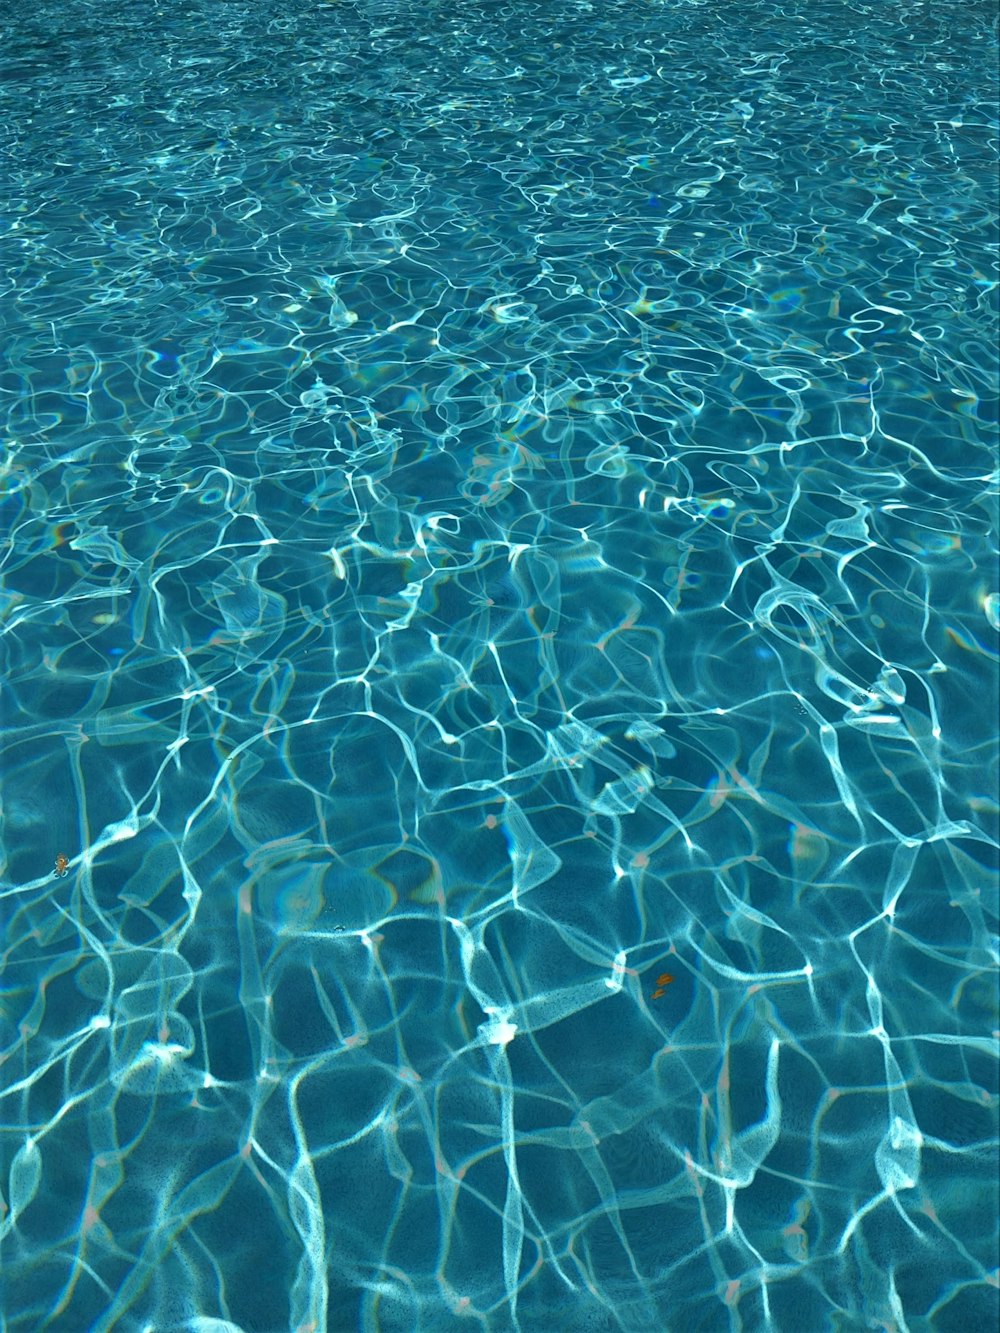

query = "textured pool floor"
[[1, 1, 998, 1330]]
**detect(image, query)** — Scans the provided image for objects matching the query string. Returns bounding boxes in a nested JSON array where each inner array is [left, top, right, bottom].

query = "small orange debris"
[[651, 972, 675, 1000]]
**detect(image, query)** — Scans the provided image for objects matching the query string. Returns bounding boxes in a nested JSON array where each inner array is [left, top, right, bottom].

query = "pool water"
[[1, 1, 998, 1330]]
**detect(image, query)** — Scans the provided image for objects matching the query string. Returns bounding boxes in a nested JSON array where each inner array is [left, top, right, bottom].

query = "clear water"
[[1, 1, 998, 1330]]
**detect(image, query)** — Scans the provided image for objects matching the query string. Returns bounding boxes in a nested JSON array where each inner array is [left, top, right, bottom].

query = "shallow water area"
[[1, 1, 998, 1330]]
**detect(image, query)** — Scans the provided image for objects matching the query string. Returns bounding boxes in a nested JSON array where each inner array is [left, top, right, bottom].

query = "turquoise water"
[[1, 0, 998, 1329]]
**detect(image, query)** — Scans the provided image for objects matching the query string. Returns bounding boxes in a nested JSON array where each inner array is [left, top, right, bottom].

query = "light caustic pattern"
[[1, 0, 998, 1329]]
